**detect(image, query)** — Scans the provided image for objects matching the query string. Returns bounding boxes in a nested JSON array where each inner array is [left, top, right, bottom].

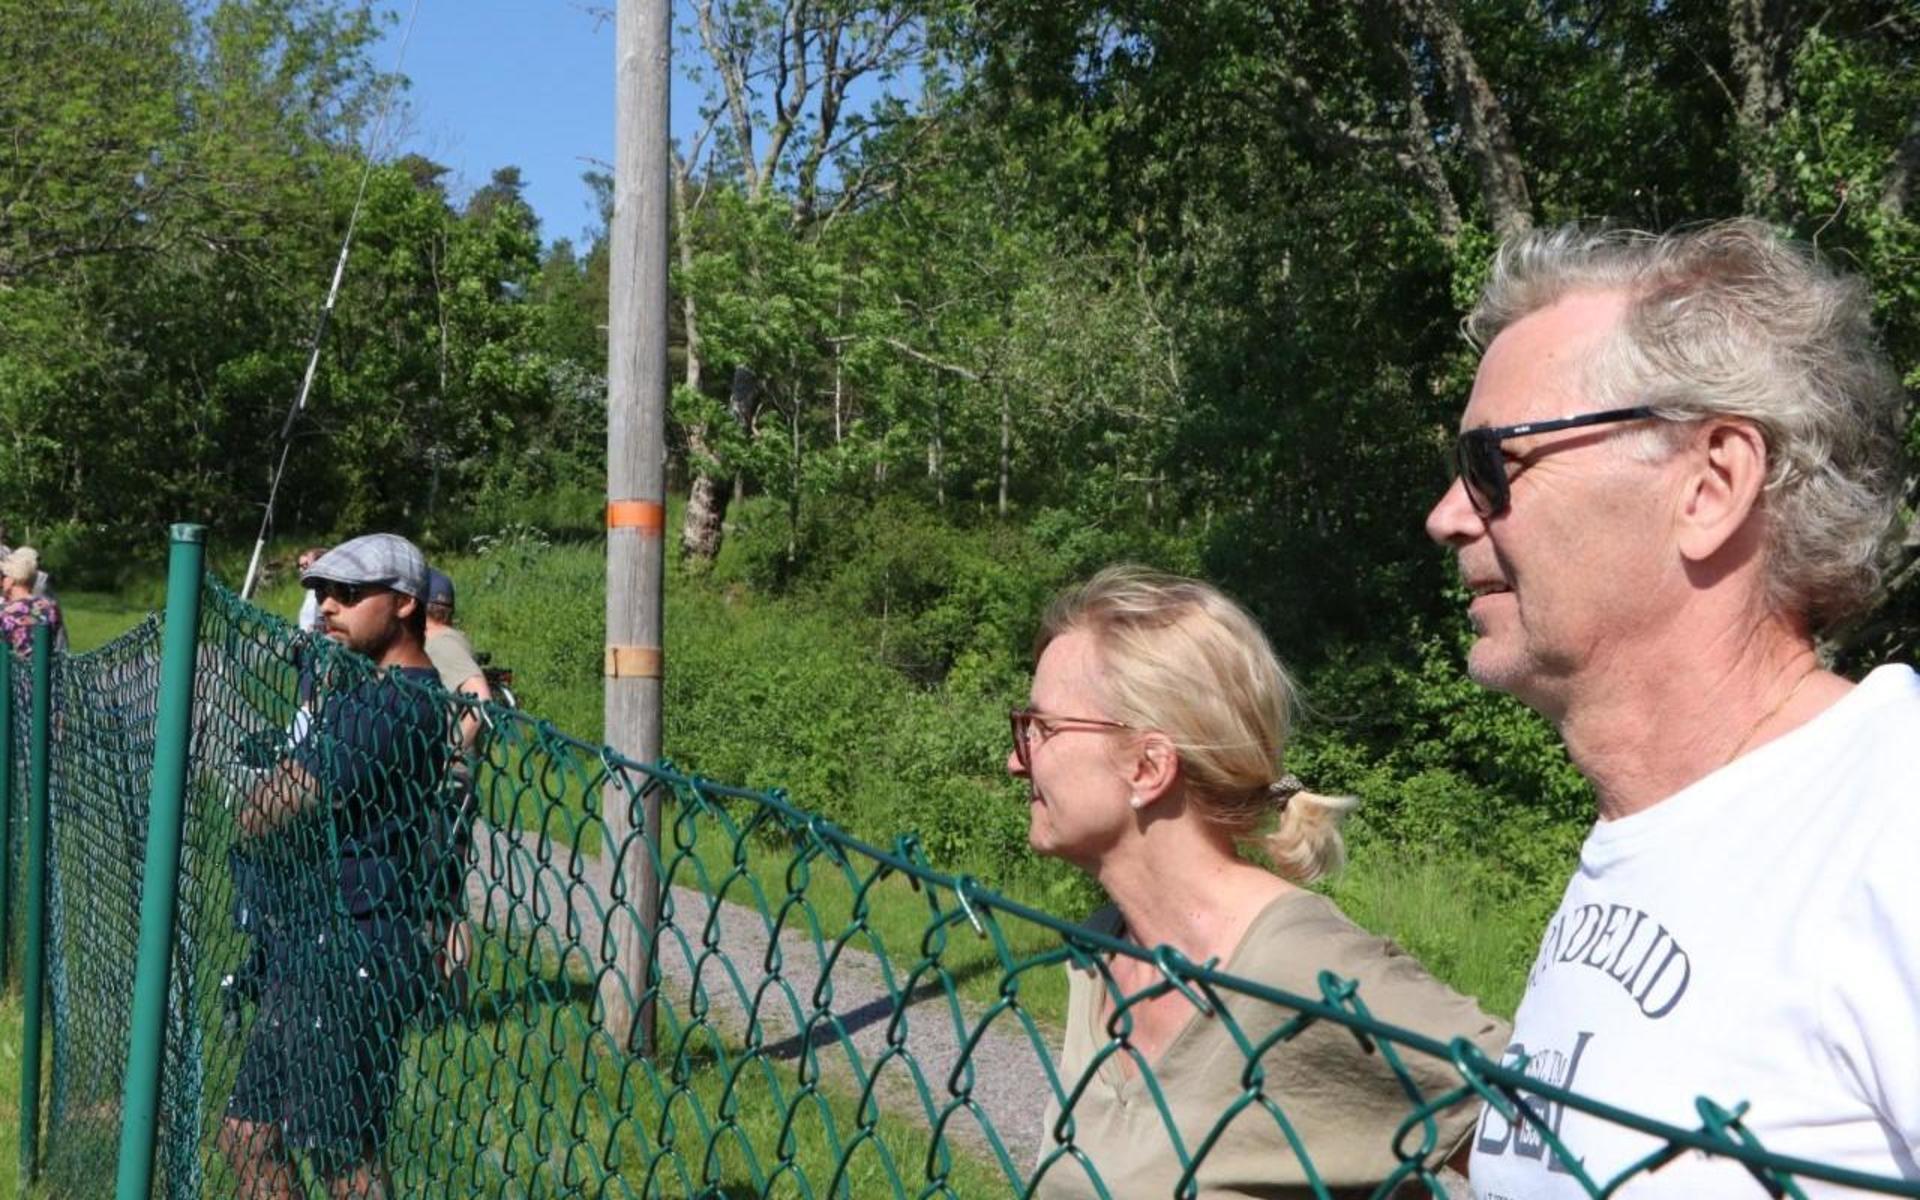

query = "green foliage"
[[717, 494, 1200, 687], [55, 592, 153, 655], [1326, 849, 1542, 1020], [0, 996, 34, 1200], [451, 537, 602, 736], [1288, 617, 1590, 908], [10, 0, 1912, 661], [419, 527, 1094, 912]]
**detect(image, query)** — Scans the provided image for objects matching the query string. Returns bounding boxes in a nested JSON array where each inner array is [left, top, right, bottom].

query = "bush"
[[33, 519, 150, 592], [429, 481, 605, 549], [717, 494, 1199, 690], [446, 536, 604, 738], [1287, 621, 1590, 920]]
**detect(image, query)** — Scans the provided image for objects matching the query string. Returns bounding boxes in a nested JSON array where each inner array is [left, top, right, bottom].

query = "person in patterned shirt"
[[0, 547, 60, 657]]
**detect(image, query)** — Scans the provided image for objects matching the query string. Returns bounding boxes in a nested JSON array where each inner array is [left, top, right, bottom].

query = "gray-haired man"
[[1426, 221, 1919, 1195]]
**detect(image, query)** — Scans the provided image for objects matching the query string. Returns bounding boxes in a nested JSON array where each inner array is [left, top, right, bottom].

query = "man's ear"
[[1126, 732, 1181, 810], [395, 591, 420, 622], [1676, 419, 1769, 563]]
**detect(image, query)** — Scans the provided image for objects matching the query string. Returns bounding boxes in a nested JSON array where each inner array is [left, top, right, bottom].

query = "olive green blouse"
[[1035, 890, 1511, 1199]]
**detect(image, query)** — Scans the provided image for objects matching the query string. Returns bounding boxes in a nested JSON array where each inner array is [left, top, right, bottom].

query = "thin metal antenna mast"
[[241, 0, 424, 598]]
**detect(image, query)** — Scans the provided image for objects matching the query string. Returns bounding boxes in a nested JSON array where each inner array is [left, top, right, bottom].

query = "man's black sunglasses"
[[309, 579, 386, 607], [1452, 406, 1658, 517]]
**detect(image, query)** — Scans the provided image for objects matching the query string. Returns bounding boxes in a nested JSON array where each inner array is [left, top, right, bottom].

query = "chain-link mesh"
[[4, 658, 28, 989], [41, 612, 164, 1187], [18, 578, 1920, 1198]]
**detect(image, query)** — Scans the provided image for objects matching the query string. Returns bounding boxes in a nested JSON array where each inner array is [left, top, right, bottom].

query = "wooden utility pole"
[[602, 0, 670, 1057]]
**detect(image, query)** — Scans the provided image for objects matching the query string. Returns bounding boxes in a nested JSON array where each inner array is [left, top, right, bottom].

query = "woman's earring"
[[1127, 792, 1145, 810]]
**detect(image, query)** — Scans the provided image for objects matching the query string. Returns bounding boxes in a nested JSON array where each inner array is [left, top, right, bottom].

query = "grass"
[[453, 710, 1075, 1033], [0, 992, 54, 1200], [16, 909, 1019, 1199], [5, 749, 1027, 1198], [0, 993, 24, 1197], [0, 837, 1520, 1199], [387, 966, 1024, 1198], [663, 795, 1077, 1032], [1326, 850, 1536, 1019], [61, 590, 156, 654]]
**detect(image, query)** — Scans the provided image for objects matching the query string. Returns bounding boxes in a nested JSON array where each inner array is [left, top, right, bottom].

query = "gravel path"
[[463, 819, 1053, 1170]]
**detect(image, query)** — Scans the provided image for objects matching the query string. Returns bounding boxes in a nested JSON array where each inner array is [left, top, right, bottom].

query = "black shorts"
[[225, 920, 424, 1175]]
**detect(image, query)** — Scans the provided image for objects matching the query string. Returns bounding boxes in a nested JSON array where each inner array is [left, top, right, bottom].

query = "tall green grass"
[[1326, 852, 1540, 1018], [0, 994, 23, 1196], [0, 993, 53, 1199], [58, 591, 155, 654]]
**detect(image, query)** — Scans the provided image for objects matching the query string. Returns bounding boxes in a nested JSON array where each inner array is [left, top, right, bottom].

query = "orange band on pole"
[[605, 645, 663, 679], [606, 499, 665, 533]]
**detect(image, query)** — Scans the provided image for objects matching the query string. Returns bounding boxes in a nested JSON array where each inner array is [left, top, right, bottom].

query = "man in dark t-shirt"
[[220, 532, 448, 1200]]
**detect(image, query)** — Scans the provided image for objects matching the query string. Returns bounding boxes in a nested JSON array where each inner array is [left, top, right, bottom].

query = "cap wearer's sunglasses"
[[1452, 406, 1658, 518], [1009, 707, 1131, 774], [310, 580, 387, 607]]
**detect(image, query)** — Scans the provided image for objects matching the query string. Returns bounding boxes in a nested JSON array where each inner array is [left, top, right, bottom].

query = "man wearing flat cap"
[[220, 532, 449, 1200]]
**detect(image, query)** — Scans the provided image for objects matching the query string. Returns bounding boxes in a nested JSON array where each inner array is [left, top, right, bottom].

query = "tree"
[[0, 0, 388, 544], [674, 0, 941, 562]]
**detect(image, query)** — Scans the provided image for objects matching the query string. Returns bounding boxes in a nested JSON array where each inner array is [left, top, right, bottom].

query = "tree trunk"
[[930, 400, 945, 509], [833, 297, 846, 444], [997, 384, 1011, 518], [732, 363, 762, 500], [679, 365, 759, 561], [1401, 0, 1531, 237], [673, 153, 722, 563], [673, 156, 705, 396], [1728, 0, 1797, 217], [787, 390, 802, 566], [1380, 7, 1463, 245], [681, 471, 732, 561], [1880, 105, 1920, 220]]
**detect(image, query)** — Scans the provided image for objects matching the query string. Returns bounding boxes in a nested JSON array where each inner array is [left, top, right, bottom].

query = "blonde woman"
[[1013, 566, 1507, 1198]]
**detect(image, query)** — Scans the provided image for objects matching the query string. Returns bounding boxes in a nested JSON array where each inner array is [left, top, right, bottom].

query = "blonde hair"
[[1037, 565, 1355, 884]]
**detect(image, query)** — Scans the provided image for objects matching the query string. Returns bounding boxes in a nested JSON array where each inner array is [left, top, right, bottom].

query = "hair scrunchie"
[[1269, 774, 1305, 812]]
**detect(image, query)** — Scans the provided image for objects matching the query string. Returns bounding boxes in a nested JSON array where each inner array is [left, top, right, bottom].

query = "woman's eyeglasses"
[[1008, 707, 1131, 773], [310, 580, 385, 607], [1451, 406, 1657, 517]]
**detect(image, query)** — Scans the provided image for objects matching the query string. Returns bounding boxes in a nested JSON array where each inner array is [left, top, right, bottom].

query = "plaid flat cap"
[[302, 533, 428, 599]]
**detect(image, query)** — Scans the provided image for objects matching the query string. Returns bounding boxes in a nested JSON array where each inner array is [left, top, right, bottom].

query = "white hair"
[[1470, 219, 1907, 630]]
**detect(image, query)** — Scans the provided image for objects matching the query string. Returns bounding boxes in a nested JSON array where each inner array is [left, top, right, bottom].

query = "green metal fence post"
[[0, 648, 14, 993], [18, 620, 52, 1188], [112, 524, 207, 1200]]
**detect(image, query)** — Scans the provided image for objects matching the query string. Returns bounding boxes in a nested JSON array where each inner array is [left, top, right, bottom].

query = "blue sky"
[[374, 1, 703, 247]]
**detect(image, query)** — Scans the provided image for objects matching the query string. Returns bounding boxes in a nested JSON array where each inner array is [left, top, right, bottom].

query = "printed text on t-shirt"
[[1528, 903, 1692, 1019]]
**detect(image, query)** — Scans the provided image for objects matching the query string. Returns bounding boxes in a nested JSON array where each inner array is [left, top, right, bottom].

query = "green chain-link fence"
[[11, 529, 1920, 1199]]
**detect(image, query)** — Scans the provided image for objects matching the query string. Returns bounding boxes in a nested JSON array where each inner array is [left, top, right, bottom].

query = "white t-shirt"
[[296, 588, 322, 635], [1472, 664, 1920, 1199]]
